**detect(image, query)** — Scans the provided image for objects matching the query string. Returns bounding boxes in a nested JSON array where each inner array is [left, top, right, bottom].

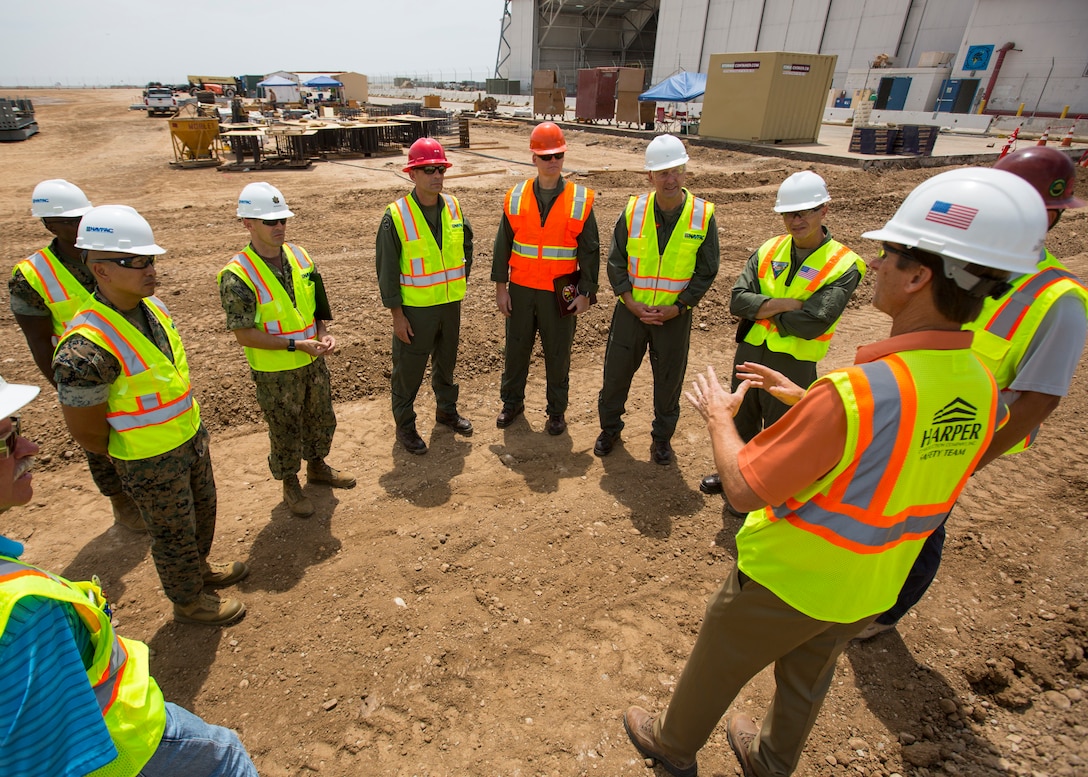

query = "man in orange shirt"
[[491, 122, 600, 435]]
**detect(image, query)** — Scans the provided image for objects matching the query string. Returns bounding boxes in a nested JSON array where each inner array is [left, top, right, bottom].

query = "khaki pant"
[[656, 567, 874, 776]]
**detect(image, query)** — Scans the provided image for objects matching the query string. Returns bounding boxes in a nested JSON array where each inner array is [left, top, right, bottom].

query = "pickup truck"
[[145, 88, 177, 117]]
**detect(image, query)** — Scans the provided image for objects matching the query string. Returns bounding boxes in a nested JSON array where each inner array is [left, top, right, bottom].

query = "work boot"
[[306, 459, 357, 488], [650, 439, 674, 465], [623, 706, 697, 777], [282, 474, 314, 517], [726, 713, 759, 777], [496, 404, 524, 428], [594, 430, 619, 457], [396, 425, 428, 455], [173, 592, 246, 626], [436, 409, 473, 435], [110, 493, 146, 533], [545, 413, 567, 436], [699, 473, 723, 495], [200, 559, 250, 587]]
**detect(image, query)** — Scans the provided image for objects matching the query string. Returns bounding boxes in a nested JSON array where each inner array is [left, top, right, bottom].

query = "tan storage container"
[[700, 52, 837, 143], [616, 92, 654, 126], [534, 88, 566, 118], [422, 95, 441, 109], [617, 67, 646, 92], [533, 70, 558, 89]]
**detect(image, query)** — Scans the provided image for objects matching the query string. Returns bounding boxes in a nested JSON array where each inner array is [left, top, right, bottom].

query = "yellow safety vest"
[[737, 346, 999, 623], [387, 194, 467, 307], [967, 249, 1088, 454], [505, 180, 594, 291], [217, 244, 318, 372], [742, 235, 865, 362], [624, 189, 713, 306], [0, 556, 166, 776], [58, 296, 201, 460], [11, 246, 93, 345]]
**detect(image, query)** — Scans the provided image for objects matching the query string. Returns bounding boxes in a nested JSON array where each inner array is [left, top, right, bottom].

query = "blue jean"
[[139, 703, 258, 777]]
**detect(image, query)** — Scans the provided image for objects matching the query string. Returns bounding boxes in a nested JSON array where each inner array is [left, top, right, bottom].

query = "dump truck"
[[187, 75, 246, 98]]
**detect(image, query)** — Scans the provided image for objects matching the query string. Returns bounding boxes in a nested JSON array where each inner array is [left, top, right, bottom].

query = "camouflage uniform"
[[52, 291, 217, 606], [219, 250, 337, 480], [9, 239, 126, 499]]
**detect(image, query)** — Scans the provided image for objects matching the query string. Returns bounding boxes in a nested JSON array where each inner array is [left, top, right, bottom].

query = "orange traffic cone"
[[998, 126, 1021, 159], [1036, 126, 1050, 146], [1059, 123, 1076, 148], [1079, 149, 1088, 168]]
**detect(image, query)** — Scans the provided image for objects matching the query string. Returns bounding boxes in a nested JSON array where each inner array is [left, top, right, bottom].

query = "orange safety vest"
[[504, 180, 594, 291]]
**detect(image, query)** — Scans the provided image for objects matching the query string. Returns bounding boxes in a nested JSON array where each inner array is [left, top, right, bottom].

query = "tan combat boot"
[[173, 592, 246, 626], [200, 559, 250, 587], [306, 459, 356, 488], [283, 474, 314, 517], [110, 492, 146, 532]]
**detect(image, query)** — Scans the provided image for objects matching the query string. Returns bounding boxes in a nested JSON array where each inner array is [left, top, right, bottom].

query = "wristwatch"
[[675, 302, 686, 314], [287, 339, 296, 352]]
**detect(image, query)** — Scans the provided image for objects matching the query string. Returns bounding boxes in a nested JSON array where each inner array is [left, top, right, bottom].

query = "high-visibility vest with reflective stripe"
[[0, 556, 166, 776], [387, 193, 467, 307], [736, 347, 999, 622], [742, 235, 865, 362], [11, 246, 93, 345], [58, 297, 201, 460], [624, 189, 713, 306], [505, 180, 594, 291], [217, 244, 318, 372], [966, 250, 1088, 454]]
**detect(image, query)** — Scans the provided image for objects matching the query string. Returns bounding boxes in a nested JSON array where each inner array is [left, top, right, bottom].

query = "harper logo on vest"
[[920, 397, 982, 458]]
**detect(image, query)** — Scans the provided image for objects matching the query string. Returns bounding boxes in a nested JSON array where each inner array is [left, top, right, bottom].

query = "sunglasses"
[[782, 205, 824, 219], [879, 243, 916, 263], [82, 251, 156, 269], [536, 152, 564, 161], [261, 218, 288, 226], [2, 417, 21, 459], [417, 165, 447, 175]]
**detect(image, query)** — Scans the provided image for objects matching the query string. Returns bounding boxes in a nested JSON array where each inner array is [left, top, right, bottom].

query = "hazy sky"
[[2, 0, 504, 86]]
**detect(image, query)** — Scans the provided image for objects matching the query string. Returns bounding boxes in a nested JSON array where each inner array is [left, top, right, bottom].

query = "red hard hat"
[[403, 138, 451, 173], [994, 147, 1086, 209], [529, 121, 567, 155]]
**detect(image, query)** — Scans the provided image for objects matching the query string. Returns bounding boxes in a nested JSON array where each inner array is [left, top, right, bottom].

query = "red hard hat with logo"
[[994, 147, 1086, 209], [403, 138, 452, 173], [529, 122, 567, 155]]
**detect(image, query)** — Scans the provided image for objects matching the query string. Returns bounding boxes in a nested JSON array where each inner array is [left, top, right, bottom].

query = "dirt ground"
[[2, 89, 1087, 777]]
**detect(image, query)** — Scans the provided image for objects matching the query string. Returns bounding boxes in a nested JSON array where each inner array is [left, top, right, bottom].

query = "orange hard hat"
[[403, 137, 451, 173], [529, 122, 567, 155]]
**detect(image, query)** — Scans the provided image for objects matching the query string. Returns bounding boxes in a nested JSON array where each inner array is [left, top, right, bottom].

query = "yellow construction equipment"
[[168, 104, 223, 168]]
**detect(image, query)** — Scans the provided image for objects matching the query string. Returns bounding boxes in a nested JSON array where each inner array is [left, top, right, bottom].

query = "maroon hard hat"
[[403, 138, 451, 173], [994, 147, 1086, 209]]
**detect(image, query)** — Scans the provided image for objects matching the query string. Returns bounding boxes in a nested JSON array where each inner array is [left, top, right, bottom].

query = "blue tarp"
[[303, 75, 343, 87], [638, 71, 707, 102]]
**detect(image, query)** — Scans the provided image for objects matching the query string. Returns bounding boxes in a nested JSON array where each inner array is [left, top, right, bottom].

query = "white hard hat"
[[774, 171, 831, 213], [862, 167, 1045, 276], [31, 179, 93, 218], [0, 374, 40, 419], [76, 205, 166, 255], [237, 182, 294, 219], [645, 134, 690, 172]]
